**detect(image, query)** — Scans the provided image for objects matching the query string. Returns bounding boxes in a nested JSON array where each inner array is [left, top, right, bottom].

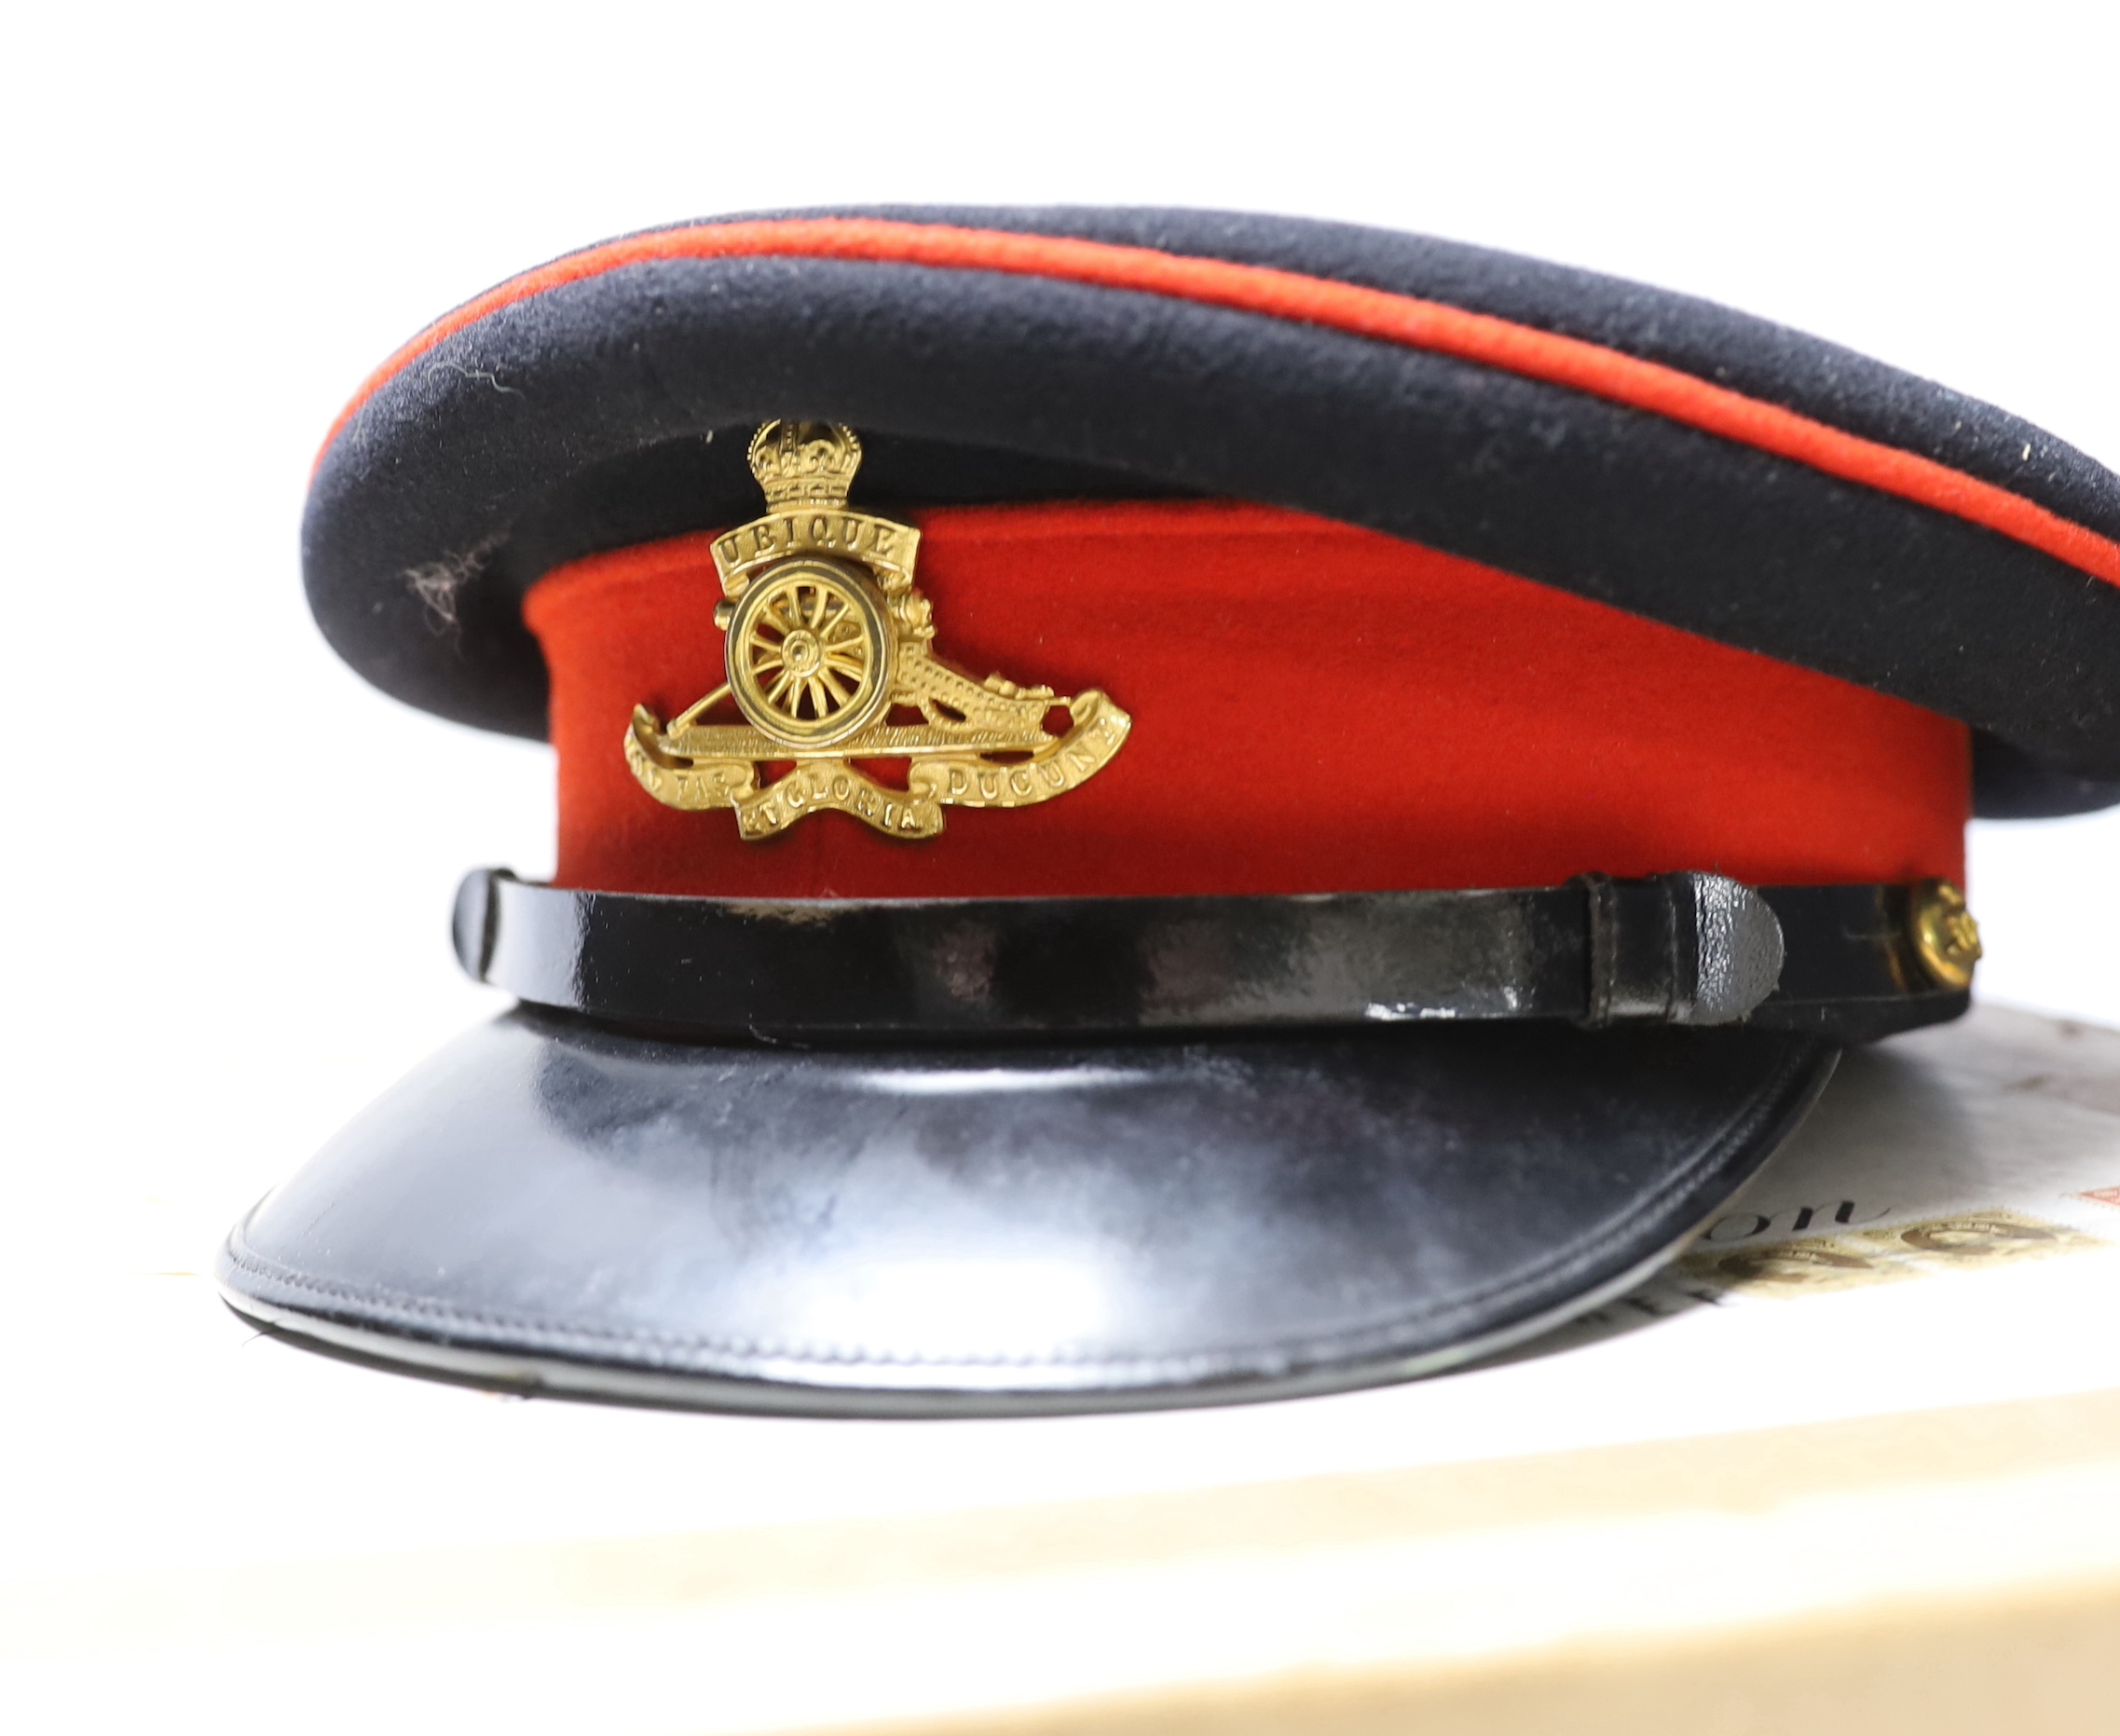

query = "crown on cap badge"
[[625, 421, 1130, 840], [746, 420, 864, 509]]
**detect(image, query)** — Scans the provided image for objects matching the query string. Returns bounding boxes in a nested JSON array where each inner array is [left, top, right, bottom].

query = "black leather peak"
[[219, 1011, 1839, 1415], [306, 206, 2120, 807], [456, 872, 1963, 1046]]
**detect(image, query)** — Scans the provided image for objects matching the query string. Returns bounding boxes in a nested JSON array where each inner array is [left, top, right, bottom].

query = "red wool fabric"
[[526, 500, 1969, 900]]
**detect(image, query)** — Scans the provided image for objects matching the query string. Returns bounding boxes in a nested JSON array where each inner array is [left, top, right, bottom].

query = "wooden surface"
[[7, 1003, 2120, 1732]]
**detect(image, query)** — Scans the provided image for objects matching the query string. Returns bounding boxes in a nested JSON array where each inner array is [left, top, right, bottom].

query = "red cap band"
[[527, 500, 1967, 899]]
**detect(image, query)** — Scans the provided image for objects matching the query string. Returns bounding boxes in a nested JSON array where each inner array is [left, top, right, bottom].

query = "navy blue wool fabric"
[[304, 207, 2120, 811]]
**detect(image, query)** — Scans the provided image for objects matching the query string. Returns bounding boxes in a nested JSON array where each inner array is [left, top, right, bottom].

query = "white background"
[[3, 0, 2116, 1237]]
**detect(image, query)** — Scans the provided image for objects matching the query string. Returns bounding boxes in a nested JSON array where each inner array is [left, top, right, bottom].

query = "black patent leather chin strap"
[[454, 870, 1965, 1044]]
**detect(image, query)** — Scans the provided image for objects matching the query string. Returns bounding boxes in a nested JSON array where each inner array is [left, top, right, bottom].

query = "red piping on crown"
[[318, 218, 2120, 593]]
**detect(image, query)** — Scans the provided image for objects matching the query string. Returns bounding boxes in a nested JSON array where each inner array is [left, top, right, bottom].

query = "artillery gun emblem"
[[626, 422, 1130, 839]]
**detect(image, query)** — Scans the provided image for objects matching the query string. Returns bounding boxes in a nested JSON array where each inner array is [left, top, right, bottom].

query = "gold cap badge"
[[625, 421, 1130, 839]]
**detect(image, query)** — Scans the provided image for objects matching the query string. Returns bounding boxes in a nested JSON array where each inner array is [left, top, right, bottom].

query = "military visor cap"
[[222, 207, 2120, 1414]]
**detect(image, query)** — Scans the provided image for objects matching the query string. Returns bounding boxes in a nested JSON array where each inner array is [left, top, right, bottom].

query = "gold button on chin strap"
[[1910, 879, 1983, 990]]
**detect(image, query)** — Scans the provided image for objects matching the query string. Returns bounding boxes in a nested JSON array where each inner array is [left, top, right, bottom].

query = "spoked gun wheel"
[[726, 559, 894, 747]]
